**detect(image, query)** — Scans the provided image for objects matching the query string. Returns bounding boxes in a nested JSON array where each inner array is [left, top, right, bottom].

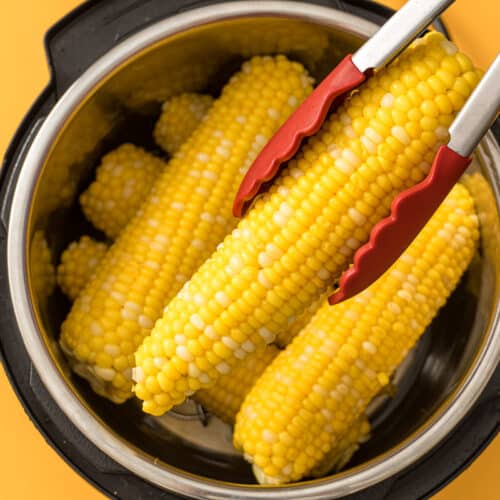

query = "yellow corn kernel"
[[80, 144, 165, 239], [195, 345, 279, 424], [57, 236, 109, 300], [30, 231, 56, 305], [312, 418, 370, 478], [234, 184, 479, 484], [61, 56, 313, 403], [135, 33, 481, 415], [462, 170, 500, 264], [275, 297, 323, 347], [154, 93, 214, 155]]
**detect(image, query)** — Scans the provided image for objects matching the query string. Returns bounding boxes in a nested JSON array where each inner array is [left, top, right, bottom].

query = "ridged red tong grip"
[[329, 145, 472, 305], [233, 55, 366, 217]]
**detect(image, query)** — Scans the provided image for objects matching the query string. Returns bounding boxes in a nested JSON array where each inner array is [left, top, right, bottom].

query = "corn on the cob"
[[154, 94, 214, 155], [61, 56, 313, 403], [57, 237, 278, 424], [217, 20, 329, 70], [134, 32, 482, 415], [233, 184, 479, 484], [57, 236, 109, 300], [462, 170, 500, 262], [80, 145, 166, 239], [30, 231, 56, 304], [56, 238, 277, 424], [195, 344, 279, 424], [56, 236, 278, 424]]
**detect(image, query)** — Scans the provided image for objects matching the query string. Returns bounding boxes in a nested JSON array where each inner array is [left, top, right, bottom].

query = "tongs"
[[233, 0, 500, 305]]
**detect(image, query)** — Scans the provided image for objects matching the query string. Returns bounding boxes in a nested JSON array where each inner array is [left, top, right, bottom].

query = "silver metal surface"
[[352, 0, 455, 73], [449, 55, 500, 157], [6, 2, 500, 499], [156, 402, 240, 457]]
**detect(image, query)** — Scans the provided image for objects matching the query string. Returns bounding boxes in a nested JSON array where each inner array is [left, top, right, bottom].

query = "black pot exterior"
[[0, 1, 498, 499]]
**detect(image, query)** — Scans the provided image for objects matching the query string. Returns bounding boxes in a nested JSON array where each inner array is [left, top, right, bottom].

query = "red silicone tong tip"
[[233, 55, 366, 217], [329, 145, 472, 305]]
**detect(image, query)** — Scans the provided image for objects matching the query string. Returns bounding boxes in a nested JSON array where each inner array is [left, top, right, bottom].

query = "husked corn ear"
[[57, 236, 109, 300], [31, 231, 56, 304], [80, 145, 165, 239], [59, 238, 279, 423], [154, 94, 214, 155], [61, 56, 313, 403], [134, 32, 481, 415], [233, 184, 479, 484], [219, 21, 329, 65], [462, 170, 500, 262], [195, 345, 279, 424]]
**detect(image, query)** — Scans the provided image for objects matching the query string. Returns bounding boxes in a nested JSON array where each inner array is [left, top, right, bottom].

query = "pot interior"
[[22, 4, 500, 490]]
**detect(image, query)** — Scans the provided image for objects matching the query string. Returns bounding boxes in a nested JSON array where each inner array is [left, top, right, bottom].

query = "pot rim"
[[6, 2, 500, 499]]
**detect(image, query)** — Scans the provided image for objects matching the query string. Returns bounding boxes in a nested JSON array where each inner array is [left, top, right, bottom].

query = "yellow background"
[[0, 1, 498, 498]]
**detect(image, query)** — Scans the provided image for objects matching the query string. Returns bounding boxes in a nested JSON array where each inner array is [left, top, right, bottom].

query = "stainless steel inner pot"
[[6, 2, 500, 499]]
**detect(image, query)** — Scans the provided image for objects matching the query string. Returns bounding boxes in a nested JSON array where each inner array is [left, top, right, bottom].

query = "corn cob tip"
[[154, 93, 214, 155], [57, 236, 109, 300], [31, 230, 56, 303], [251, 417, 371, 485], [310, 418, 371, 478], [80, 144, 165, 239]]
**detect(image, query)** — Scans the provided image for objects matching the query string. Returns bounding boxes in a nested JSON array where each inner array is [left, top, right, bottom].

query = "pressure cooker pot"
[[0, 1, 498, 499]]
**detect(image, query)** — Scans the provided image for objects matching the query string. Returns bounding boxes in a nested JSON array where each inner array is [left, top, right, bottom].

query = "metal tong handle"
[[449, 55, 500, 156], [352, 0, 456, 72], [330, 55, 500, 305], [234, 0, 457, 217]]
